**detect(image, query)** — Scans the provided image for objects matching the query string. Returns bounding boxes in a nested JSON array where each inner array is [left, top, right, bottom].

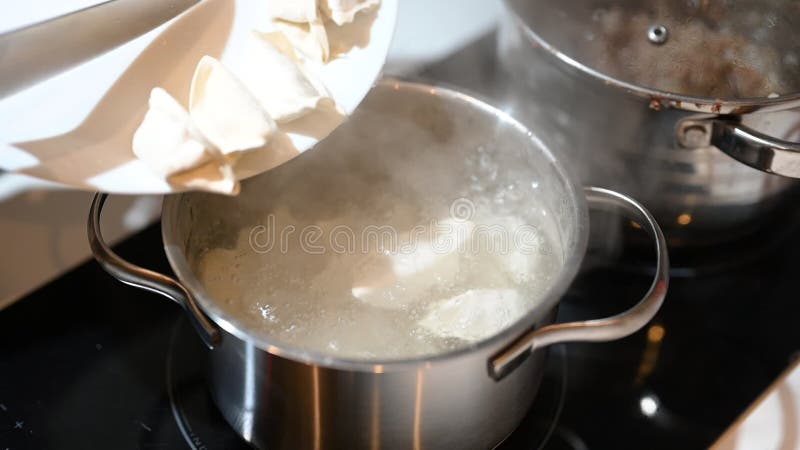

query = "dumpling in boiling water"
[[351, 219, 475, 310], [321, 0, 380, 26], [239, 32, 333, 123], [481, 215, 544, 284], [418, 289, 528, 342], [190, 56, 277, 156]]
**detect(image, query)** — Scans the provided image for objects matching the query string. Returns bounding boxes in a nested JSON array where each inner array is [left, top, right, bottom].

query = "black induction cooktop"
[[2, 202, 800, 450]]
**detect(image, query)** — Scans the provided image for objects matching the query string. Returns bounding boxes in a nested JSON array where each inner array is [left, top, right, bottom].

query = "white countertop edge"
[[711, 358, 800, 450]]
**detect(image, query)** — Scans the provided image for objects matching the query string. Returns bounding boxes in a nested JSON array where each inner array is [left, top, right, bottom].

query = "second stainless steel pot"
[[498, 0, 800, 246], [88, 80, 668, 449]]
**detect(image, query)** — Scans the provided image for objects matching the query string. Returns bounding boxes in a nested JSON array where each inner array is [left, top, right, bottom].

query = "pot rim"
[[161, 79, 591, 372], [502, 0, 800, 113]]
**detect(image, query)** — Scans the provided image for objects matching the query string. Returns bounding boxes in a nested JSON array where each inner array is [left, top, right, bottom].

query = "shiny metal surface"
[[680, 118, 800, 178], [498, 0, 800, 245], [88, 80, 669, 449], [0, 0, 200, 98], [490, 186, 669, 379], [88, 193, 220, 348], [647, 25, 669, 45], [205, 312, 552, 450]]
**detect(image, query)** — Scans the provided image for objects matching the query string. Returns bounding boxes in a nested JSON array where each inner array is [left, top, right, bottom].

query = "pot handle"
[[489, 187, 669, 380], [679, 117, 800, 178], [87, 193, 221, 349]]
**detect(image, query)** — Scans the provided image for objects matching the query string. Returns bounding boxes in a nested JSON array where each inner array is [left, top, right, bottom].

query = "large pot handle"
[[88, 193, 221, 348], [679, 117, 800, 178], [489, 187, 669, 380]]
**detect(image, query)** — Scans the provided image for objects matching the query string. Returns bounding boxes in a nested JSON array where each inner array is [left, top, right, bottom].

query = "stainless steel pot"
[[87, 80, 669, 450], [498, 0, 800, 246]]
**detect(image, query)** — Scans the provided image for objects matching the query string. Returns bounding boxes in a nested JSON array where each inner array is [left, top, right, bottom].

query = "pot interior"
[[163, 80, 588, 364], [507, 0, 800, 99]]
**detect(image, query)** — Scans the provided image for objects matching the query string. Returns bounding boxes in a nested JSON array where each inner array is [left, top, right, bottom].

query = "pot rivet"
[[678, 123, 712, 149], [648, 25, 669, 45]]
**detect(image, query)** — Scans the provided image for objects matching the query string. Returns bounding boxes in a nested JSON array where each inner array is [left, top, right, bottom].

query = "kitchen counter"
[[713, 360, 800, 450]]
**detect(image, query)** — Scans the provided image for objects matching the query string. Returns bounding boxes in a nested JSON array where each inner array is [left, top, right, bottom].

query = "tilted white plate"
[[0, 0, 397, 194]]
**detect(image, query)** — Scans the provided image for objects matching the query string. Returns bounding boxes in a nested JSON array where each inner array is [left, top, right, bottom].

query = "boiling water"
[[194, 117, 565, 360]]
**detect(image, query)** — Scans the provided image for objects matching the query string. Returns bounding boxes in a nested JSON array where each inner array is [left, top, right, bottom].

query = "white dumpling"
[[418, 289, 528, 342], [132, 87, 213, 177], [321, 0, 380, 26], [190, 56, 277, 155], [351, 219, 475, 310], [132, 87, 239, 194], [273, 18, 330, 62], [267, 0, 329, 62], [483, 216, 541, 284], [266, 0, 320, 23], [239, 32, 332, 123], [170, 160, 239, 195]]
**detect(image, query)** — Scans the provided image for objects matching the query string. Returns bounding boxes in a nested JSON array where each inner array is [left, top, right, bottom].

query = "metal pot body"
[[88, 80, 669, 450], [497, 3, 800, 245], [207, 313, 550, 450]]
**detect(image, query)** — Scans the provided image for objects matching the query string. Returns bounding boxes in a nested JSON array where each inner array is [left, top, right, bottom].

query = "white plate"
[[0, 0, 397, 194]]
